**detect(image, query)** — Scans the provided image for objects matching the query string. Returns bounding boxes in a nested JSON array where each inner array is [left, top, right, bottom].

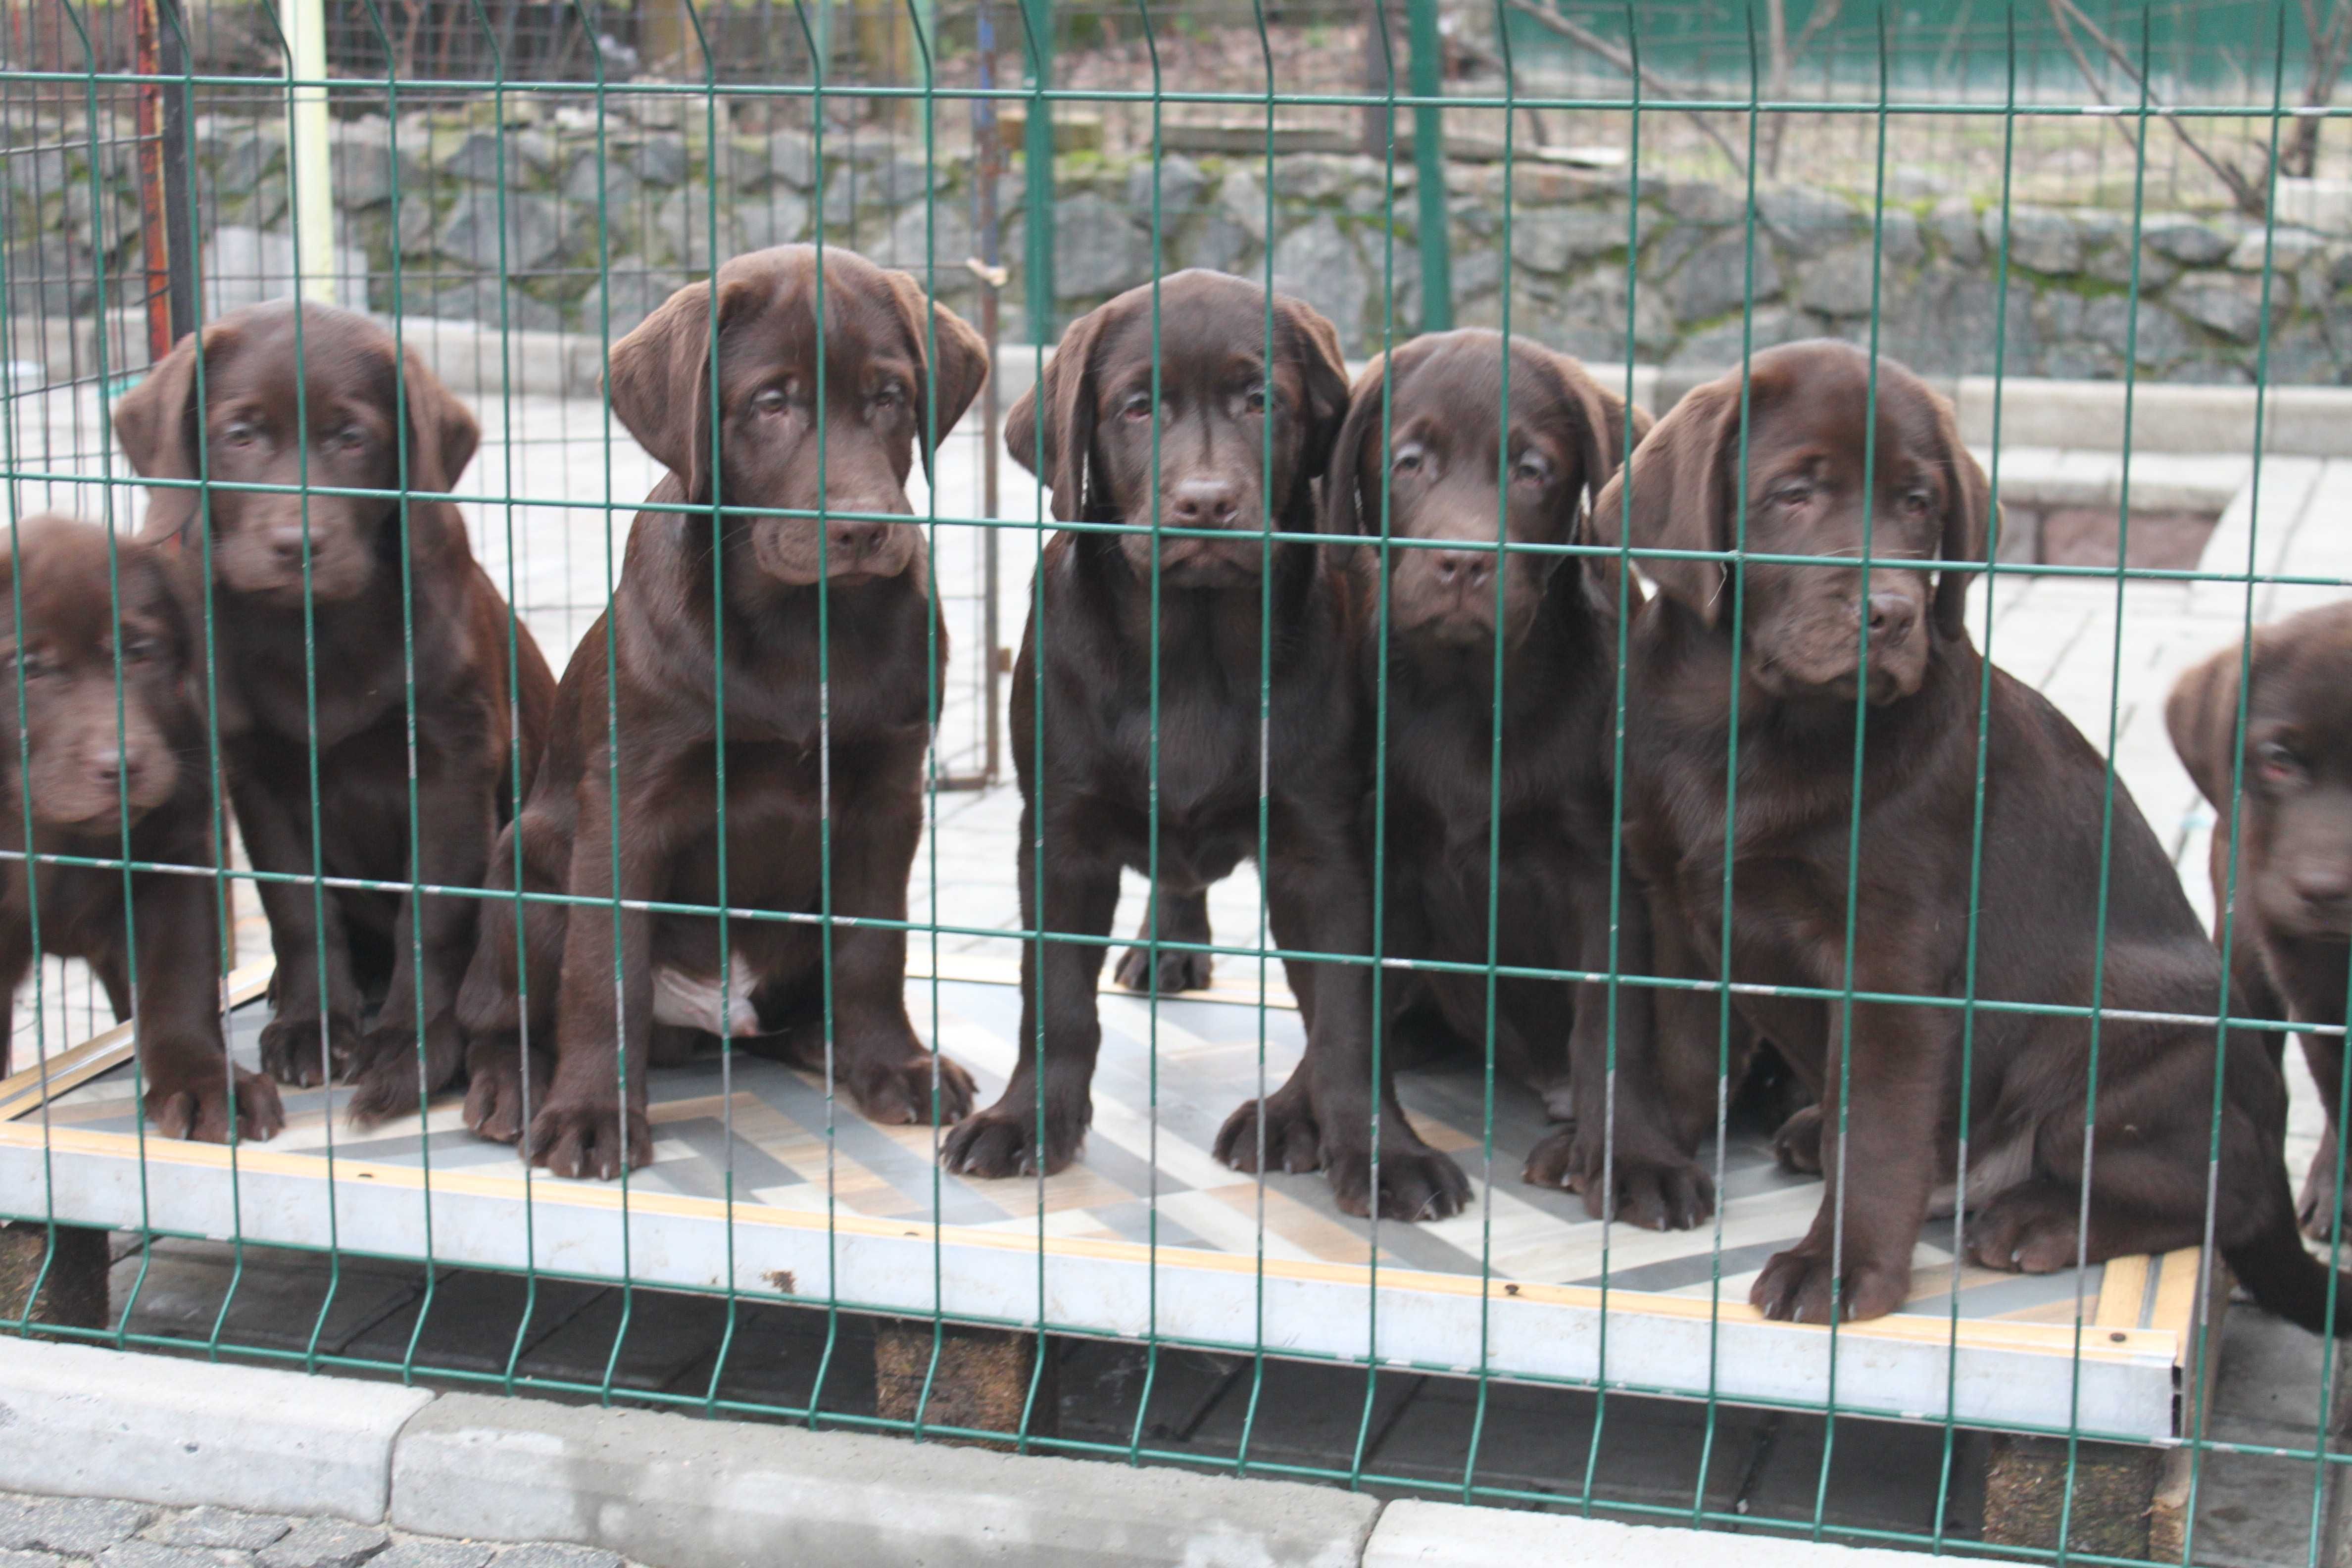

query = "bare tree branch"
[[1500, 0, 1747, 178], [2285, 0, 2352, 178], [2046, 0, 2267, 217]]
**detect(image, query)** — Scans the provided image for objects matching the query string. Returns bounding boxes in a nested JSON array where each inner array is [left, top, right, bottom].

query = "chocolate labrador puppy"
[[2170, 601, 2352, 1240], [0, 515, 282, 1141], [453, 245, 985, 1177], [1595, 340, 2350, 1333], [114, 301, 557, 1123], [1321, 330, 1708, 1228], [941, 272, 1456, 1219]]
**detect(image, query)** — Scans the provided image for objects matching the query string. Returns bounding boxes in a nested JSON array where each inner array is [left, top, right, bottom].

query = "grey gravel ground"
[[0, 1497, 637, 1568]]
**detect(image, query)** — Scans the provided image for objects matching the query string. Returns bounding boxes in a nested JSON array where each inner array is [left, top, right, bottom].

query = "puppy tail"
[[2224, 1186, 2352, 1337]]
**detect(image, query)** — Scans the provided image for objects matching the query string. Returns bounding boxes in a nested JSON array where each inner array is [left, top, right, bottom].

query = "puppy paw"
[[343, 1018, 465, 1127], [2301, 1134, 2344, 1241], [1964, 1186, 2083, 1274], [257, 1011, 359, 1088], [1772, 1105, 1824, 1175], [524, 1096, 652, 1180], [1213, 1088, 1324, 1176], [1751, 1245, 1910, 1323], [1324, 1141, 1472, 1222], [940, 1096, 1088, 1177], [849, 1050, 977, 1127], [462, 1044, 548, 1144], [146, 1064, 286, 1145], [1523, 1126, 1715, 1231], [1113, 944, 1213, 995]]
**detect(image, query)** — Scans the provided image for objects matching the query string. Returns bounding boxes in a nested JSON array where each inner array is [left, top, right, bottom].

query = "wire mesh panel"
[[1, 0, 2351, 1562]]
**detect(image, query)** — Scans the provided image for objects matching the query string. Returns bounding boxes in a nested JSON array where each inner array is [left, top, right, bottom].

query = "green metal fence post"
[[1408, 0, 1451, 332], [1021, 0, 1055, 343]]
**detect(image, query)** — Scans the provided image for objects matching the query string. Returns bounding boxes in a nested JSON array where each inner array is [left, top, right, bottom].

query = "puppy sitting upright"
[[1597, 340, 2352, 1335], [454, 245, 985, 1178], [113, 302, 557, 1120], [2169, 602, 2352, 1239], [1319, 331, 1708, 1229], [942, 272, 1454, 1221], [0, 515, 282, 1142]]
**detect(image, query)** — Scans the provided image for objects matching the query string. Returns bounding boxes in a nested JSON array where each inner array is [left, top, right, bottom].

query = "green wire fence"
[[0, 0, 2347, 1562]]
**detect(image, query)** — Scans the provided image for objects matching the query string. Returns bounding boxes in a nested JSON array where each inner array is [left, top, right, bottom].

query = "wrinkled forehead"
[[2259, 623, 2352, 737], [11, 529, 164, 643], [1747, 360, 1945, 480], [213, 313, 397, 402], [1390, 338, 1569, 442], [1096, 286, 1289, 387], [716, 267, 909, 386]]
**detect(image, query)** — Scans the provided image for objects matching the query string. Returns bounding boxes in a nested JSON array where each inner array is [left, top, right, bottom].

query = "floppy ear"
[[2167, 636, 2263, 811], [881, 269, 990, 480], [1546, 350, 1634, 528], [397, 347, 479, 497], [1004, 305, 1109, 523], [1928, 390, 1993, 640], [1317, 353, 1393, 537], [1277, 294, 1351, 495], [607, 276, 751, 501], [113, 323, 239, 543], [1586, 373, 1741, 625]]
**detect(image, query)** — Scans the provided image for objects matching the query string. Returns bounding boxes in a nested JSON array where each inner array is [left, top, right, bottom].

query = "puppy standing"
[[1596, 340, 2351, 1334], [2169, 602, 2352, 1239], [454, 246, 985, 1177], [940, 272, 1455, 1220], [113, 301, 557, 1119], [0, 516, 282, 1141], [1320, 331, 1708, 1228]]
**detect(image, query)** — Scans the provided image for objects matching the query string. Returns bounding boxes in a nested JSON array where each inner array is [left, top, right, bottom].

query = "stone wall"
[[5, 99, 2347, 384]]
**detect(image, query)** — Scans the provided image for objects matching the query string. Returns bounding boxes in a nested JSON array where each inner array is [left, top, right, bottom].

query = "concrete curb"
[[391, 1391, 1376, 1568], [0, 1338, 1961, 1568], [0, 1338, 431, 1524], [1361, 1501, 1928, 1567]]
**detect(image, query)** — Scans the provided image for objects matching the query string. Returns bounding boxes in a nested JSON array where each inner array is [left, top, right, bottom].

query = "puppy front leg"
[[1752, 962, 1953, 1324], [1225, 821, 1470, 1222], [942, 796, 1119, 1177], [1527, 863, 1716, 1230], [232, 764, 360, 1088], [131, 865, 284, 1144], [346, 742, 500, 1124], [821, 787, 976, 1127], [526, 767, 663, 1178], [1113, 883, 1214, 995]]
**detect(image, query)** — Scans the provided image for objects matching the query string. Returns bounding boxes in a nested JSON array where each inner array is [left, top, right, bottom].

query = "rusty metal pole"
[[131, 0, 172, 365]]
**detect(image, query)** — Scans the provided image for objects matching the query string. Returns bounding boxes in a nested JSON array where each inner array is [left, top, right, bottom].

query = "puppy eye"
[[872, 384, 906, 412], [1243, 386, 1268, 414], [222, 419, 262, 449], [1900, 489, 1932, 514], [752, 388, 789, 416], [2258, 739, 2304, 782], [326, 425, 368, 453], [1120, 393, 1153, 424], [123, 637, 159, 664], [1392, 444, 1425, 475], [1514, 456, 1550, 485], [13, 650, 50, 680]]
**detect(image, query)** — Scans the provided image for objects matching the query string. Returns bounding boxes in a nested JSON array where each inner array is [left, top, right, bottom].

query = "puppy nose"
[[1864, 591, 1919, 643], [1429, 549, 1493, 589], [268, 524, 310, 562], [1169, 479, 1241, 528], [91, 747, 123, 785], [826, 517, 889, 559], [2294, 863, 2352, 906]]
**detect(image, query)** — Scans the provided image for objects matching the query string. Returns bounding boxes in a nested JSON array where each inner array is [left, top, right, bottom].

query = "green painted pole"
[[1408, 0, 1450, 332], [1021, 0, 1055, 343]]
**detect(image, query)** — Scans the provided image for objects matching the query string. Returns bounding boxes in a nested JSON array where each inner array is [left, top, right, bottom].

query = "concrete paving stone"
[[254, 1520, 390, 1568], [0, 1499, 156, 1554], [147, 1510, 294, 1549], [1366, 1503, 1925, 1568], [367, 1547, 494, 1568], [487, 1548, 623, 1568], [97, 1544, 257, 1568], [0, 1550, 66, 1568]]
